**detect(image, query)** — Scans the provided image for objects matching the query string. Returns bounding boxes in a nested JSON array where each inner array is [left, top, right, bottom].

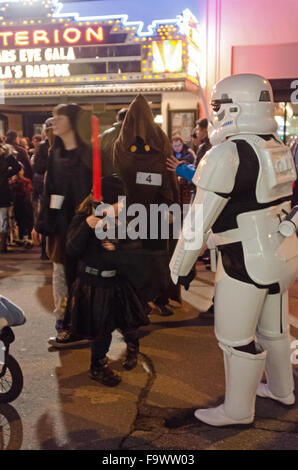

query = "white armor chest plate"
[[228, 134, 297, 203]]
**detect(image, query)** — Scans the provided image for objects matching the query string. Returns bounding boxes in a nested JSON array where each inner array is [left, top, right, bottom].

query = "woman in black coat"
[[32, 104, 92, 342]]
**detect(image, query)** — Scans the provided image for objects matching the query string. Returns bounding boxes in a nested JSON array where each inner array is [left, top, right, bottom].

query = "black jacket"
[[33, 140, 49, 176], [35, 146, 92, 237], [100, 122, 122, 177], [0, 154, 21, 208], [66, 204, 170, 302], [13, 144, 33, 180], [195, 137, 212, 167]]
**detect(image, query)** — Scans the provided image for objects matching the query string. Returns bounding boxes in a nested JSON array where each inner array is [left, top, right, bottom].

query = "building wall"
[[161, 91, 199, 136], [7, 114, 23, 136], [201, 0, 298, 104]]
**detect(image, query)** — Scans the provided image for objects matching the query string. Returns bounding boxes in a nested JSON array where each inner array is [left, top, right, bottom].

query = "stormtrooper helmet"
[[208, 73, 277, 146]]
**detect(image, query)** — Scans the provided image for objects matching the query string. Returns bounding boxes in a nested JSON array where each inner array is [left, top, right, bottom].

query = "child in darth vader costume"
[[65, 175, 150, 387], [114, 95, 180, 313]]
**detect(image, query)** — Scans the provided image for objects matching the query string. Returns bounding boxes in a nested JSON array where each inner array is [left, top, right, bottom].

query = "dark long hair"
[[52, 103, 92, 167]]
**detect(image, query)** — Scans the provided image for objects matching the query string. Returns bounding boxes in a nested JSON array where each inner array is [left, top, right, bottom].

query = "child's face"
[[18, 168, 24, 177]]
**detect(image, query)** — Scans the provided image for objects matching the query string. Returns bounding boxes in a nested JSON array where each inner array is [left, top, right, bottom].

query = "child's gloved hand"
[[178, 267, 196, 291], [86, 215, 102, 229]]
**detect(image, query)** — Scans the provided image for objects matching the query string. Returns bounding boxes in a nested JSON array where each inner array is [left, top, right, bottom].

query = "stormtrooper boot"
[[256, 333, 295, 406], [195, 343, 267, 426]]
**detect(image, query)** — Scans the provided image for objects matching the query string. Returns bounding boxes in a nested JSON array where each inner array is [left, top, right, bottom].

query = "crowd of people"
[[0, 92, 297, 396], [0, 129, 46, 254], [0, 98, 213, 388]]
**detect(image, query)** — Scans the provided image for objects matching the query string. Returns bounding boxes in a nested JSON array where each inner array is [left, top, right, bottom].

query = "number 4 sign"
[[136, 172, 162, 186]]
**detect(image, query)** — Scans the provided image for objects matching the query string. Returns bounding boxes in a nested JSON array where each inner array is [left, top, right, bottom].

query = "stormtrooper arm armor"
[[170, 142, 240, 283]]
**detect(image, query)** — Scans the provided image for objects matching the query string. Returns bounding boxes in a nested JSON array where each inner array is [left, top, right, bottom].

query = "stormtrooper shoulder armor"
[[193, 141, 239, 194]]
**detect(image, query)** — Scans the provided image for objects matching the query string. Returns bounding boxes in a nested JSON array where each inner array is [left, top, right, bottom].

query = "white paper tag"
[[50, 194, 65, 209], [136, 172, 162, 186]]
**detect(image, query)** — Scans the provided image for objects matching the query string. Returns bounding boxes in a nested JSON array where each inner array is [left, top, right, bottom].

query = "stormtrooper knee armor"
[[170, 73, 298, 426]]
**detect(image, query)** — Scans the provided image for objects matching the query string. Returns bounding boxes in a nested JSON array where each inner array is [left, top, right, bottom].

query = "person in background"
[[19, 137, 30, 153], [171, 135, 196, 166], [167, 119, 214, 318], [29, 134, 42, 162], [171, 135, 196, 208], [191, 128, 199, 154], [100, 108, 128, 177], [9, 163, 34, 249], [167, 120, 212, 182], [291, 137, 298, 208], [32, 104, 92, 346], [0, 144, 21, 253], [32, 118, 53, 260], [5, 130, 33, 181], [195, 118, 212, 167]]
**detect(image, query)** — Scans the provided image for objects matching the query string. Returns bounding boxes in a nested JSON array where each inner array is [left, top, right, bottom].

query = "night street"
[[0, 247, 297, 451]]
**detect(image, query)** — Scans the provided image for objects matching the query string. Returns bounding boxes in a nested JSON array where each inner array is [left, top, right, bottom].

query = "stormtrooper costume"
[[170, 73, 298, 426]]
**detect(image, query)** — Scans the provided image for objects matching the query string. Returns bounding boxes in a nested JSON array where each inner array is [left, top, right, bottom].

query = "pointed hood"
[[114, 94, 172, 155]]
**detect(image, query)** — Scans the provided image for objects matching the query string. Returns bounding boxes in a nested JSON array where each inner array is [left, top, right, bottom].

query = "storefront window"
[[274, 102, 298, 146]]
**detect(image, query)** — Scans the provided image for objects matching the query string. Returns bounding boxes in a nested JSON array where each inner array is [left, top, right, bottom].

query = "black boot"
[[90, 360, 121, 387], [122, 343, 139, 370]]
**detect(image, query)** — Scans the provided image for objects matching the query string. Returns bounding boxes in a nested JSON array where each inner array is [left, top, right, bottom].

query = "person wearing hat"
[[114, 94, 180, 315]]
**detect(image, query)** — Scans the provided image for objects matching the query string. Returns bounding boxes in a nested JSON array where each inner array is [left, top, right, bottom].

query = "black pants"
[[91, 329, 139, 364], [14, 197, 33, 239]]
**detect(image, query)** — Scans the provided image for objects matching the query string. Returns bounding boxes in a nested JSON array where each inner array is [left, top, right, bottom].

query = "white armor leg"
[[195, 254, 268, 426], [195, 343, 266, 426], [256, 292, 295, 405], [214, 254, 267, 347]]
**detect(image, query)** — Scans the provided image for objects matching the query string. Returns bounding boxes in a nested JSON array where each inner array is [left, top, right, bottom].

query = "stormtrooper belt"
[[210, 228, 250, 246]]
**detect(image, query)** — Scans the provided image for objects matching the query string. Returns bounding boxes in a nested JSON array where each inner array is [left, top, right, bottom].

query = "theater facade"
[[0, 0, 201, 142]]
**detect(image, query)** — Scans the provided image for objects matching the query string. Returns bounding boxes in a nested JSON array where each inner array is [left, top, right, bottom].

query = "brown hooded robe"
[[113, 95, 181, 303]]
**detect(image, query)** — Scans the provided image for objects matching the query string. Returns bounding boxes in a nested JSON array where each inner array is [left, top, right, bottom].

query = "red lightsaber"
[[92, 115, 101, 203]]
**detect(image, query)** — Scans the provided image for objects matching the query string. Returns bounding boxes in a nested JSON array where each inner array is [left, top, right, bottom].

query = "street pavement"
[[0, 247, 297, 451]]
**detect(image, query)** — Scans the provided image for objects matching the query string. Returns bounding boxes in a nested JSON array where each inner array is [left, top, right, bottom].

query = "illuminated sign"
[[152, 40, 182, 73], [0, 26, 104, 48], [52, 1, 199, 38], [0, 47, 75, 79]]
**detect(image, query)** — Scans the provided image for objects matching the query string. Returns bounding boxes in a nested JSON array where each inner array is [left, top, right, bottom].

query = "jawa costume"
[[113, 95, 180, 309]]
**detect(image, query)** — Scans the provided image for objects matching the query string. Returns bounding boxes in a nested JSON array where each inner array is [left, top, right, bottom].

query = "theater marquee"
[[0, 3, 201, 95]]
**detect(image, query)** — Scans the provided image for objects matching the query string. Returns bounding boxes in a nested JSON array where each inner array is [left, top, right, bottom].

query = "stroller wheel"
[[0, 354, 23, 403]]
